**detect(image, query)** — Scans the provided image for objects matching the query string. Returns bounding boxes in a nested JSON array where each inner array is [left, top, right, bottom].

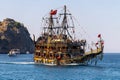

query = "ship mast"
[[48, 11, 54, 35], [62, 5, 67, 35], [42, 5, 75, 40], [60, 5, 74, 40]]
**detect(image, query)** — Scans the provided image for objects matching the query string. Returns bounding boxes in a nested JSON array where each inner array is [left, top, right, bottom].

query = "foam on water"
[[0, 61, 35, 65]]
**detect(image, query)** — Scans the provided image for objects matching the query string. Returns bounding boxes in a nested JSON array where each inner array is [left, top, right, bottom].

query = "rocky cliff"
[[0, 18, 34, 53]]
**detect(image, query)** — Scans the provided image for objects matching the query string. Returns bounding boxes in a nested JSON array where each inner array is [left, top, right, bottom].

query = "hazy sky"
[[0, 0, 120, 53]]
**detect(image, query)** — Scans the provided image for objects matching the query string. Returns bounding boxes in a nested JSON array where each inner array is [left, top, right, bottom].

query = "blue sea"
[[0, 53, 120, 80]]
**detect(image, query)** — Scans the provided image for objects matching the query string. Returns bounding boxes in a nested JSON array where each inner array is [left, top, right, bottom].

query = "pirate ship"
[[34, 5, 104, 66]]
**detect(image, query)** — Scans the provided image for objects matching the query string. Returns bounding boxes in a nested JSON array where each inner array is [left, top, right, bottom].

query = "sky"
[[0, 0, 120, 53]]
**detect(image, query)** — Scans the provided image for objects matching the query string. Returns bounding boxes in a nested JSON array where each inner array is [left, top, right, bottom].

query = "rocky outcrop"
[[0, 18, 34, 53]]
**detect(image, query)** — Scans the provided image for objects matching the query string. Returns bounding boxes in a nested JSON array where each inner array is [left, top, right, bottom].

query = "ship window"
[[38, 53, 41, 56], [66, 47, 68, 49], [51, 47, 53, 49], [73, 46, 77, 49], [62, 47, 66, 49], [44, 46, 47, 49], [52, 47, 56, 49], [50, 53, 52, 57], [42, 46, 44, 49], [37, 47, 40, 49], [36, 52, 38, 56]]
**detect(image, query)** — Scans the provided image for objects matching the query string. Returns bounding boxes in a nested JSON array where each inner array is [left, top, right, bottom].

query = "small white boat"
[[26, 51, 30, 54], [8, 49, 20, 56]]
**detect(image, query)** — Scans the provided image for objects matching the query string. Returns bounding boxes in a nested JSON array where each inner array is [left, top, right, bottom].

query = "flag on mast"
[[50, 10, 57, 15], [98, 34, 101, 38]]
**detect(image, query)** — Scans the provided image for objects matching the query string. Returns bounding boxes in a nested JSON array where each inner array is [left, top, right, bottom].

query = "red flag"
[[98, 34, 101, 38], [95, 42, 98, 45], [50, 10, 57, 15], [101, 41, 104, 45]]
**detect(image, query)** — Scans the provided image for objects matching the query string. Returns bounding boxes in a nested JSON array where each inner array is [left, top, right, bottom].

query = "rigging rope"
[[41, 5, 97, 50]]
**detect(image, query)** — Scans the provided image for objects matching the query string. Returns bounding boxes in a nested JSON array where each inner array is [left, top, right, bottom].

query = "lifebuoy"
[[57, 56, 61, 60]]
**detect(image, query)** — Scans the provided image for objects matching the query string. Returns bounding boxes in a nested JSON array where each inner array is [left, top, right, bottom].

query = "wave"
[[0, 61, 35, 65]]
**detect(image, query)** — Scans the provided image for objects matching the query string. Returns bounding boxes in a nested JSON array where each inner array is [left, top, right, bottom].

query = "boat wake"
[[0, 61, 35, 65], [0, 61, 87, 66]]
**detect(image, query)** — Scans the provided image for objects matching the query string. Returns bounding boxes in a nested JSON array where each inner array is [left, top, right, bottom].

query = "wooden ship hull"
[[34, 5, 104, 66], [34, 42, 104, 66]]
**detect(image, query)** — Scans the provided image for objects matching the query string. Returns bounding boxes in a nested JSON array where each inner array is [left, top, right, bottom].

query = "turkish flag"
[[96, 42, 98, 45], [101, 41, 104, 45], [50, 10, 57, 15], [98, 34, 101, 38]]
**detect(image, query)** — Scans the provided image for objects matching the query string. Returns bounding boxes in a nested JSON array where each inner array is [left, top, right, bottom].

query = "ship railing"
[[35, 50, 41, 52], [85, 48, 102, 55]]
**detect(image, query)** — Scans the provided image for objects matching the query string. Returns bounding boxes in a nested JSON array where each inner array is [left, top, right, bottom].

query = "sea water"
[[0, 53, 120, 80]]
